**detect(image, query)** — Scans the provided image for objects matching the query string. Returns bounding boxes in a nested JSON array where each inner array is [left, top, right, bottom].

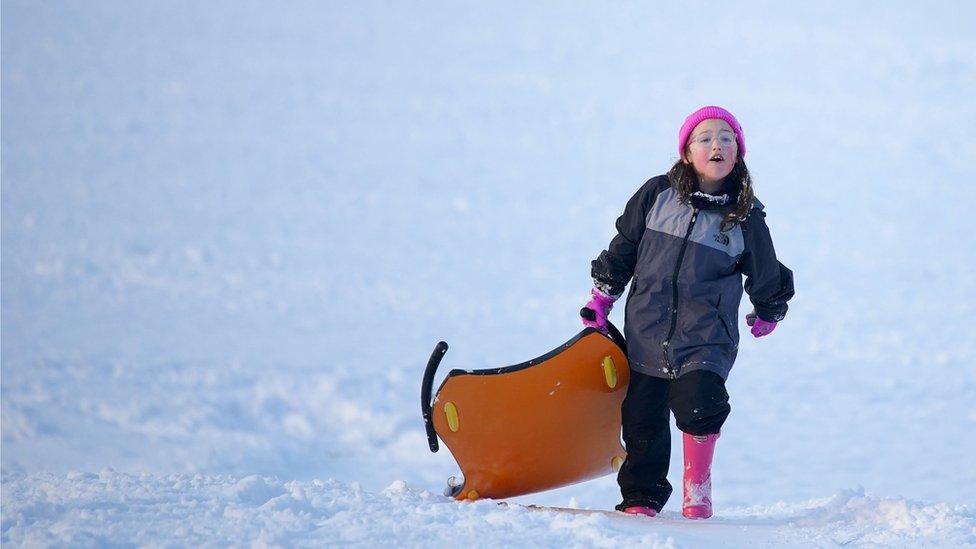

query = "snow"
[[2, 473, 973, 547], [3, 0, 976, 546]]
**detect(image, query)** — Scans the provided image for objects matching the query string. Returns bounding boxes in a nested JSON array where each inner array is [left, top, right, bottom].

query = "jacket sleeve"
[[739, 207, 794, 322], [590, 178, 664, 296]]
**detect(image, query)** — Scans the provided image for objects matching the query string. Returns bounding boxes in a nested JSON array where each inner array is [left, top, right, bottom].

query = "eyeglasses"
[[689, 133, 737, 148]]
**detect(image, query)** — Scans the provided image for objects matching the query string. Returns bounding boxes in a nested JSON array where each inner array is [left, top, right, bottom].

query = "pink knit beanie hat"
[[678, 106, 746, 158]]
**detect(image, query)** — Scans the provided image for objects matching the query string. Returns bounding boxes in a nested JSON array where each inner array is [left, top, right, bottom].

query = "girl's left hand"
[[745, 311, 777, 338]]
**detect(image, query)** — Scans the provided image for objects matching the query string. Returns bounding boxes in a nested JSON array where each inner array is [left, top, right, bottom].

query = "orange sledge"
[[421, 324, 629, 501]]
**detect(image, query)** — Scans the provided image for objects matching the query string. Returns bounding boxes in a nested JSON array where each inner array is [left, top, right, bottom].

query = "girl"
[[581, 106, 794, 519]]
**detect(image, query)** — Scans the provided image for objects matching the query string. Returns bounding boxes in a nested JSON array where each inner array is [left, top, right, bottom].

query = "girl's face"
[[683, 119, 738, 185]]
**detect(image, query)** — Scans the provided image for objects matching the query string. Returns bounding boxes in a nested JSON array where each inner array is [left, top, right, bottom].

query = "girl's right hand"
[[580, 288, 617, 333]]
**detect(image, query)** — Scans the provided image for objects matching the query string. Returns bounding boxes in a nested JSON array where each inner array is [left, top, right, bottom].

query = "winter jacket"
[[591, 175, 794, 380]]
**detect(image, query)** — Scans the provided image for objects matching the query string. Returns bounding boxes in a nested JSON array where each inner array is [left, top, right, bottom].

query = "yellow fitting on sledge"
[[602, 356, 617, 389], [467, 490, 479, 501], [611, 455, 624, 472], [444, 402, 460, 432]]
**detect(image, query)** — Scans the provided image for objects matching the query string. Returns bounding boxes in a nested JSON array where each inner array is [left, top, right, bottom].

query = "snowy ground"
[[3, 472, 974, 548], [3, 1, 975, 546]]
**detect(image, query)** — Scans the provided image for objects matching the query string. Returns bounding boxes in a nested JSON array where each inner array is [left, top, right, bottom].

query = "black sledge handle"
[[580, 307, 597, 321], [421, 341, 448, 452]]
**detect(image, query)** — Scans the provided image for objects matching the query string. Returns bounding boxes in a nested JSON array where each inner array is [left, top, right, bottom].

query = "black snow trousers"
[[615, 369, 731, 512]]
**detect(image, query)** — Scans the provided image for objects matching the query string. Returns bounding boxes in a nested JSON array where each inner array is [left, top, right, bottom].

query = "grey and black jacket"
[[591, 175, 794, 380]]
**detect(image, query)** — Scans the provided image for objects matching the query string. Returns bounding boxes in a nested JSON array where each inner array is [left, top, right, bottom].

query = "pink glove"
[[745, 311, 777, 338], [580, 288, 617, 333]]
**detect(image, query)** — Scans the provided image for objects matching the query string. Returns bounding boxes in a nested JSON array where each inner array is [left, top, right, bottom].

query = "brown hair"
[[666, 154, 754, 231]]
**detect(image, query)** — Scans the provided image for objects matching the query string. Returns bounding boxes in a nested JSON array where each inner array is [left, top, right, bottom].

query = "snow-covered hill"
[[3, 1, 975, 546]]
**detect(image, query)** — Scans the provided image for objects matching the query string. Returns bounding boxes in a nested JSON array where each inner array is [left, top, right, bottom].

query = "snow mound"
[[790, 488, 976, 546], [4, 471, 972, 547], [225, 475, 287, 506]]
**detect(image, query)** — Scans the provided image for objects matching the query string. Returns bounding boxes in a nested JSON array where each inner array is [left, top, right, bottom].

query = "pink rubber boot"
[[622, 506, 657, 517], [682, 432, 719, 519]]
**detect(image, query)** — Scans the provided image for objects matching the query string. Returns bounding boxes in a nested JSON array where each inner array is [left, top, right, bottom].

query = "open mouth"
[[709, 154, 725, 162]]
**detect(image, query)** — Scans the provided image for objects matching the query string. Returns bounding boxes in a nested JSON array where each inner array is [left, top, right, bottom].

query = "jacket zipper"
[[662, 208, 699, 379]]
